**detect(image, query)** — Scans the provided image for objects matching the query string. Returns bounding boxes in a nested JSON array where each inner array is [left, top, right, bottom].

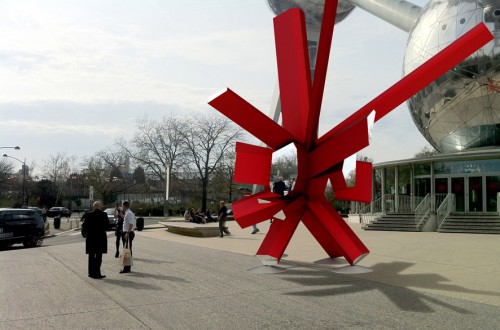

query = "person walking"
[[120, 200, 136, 274], [82, 201, 108, 279], [272, 177, 287, 196], [251, 224, 260, 234], [217, 200, 230, 238]]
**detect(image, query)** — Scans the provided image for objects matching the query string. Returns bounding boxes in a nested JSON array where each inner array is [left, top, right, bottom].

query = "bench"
[[159, 221, 221, 237]]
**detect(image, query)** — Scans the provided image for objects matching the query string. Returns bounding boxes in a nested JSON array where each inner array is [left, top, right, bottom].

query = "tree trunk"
[[201, 178, 208, 211]]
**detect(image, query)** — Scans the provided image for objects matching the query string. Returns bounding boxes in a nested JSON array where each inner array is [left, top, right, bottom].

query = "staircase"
[[363, 213, 423, 232], [438, 212, 500, 234]]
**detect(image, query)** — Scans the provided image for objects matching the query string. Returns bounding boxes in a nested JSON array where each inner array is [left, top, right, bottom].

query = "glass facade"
[[398, 165, 411, 195], [374, 154, 500, 213], [486, 176, 500, 212], [415, 163, 431, 175], [384, 167, 395, 195]]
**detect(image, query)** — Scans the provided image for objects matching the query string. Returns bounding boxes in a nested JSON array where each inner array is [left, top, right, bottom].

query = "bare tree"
[[182, 114, 243, 211], [414, 145, 439, 158], [211, 150, 237, 202], [0, 159, 14, 200], [271, 152, 298, 181], [42, 153, 76, 205], [80, 148, 133, 206], [0, 158, 14, 183], [117, 115, 186, 182]]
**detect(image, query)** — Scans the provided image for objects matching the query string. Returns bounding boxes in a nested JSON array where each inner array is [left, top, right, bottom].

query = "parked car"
[[0, 208, 46, 248], [104, 208, 118, 230], [28, 207, 50, 235], [46, 207, 72, 218], [80, 208, 117, 238]]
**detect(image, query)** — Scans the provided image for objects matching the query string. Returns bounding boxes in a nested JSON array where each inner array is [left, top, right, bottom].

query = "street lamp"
[[0, 146, 20, 150], [3, 154, 27, 206]]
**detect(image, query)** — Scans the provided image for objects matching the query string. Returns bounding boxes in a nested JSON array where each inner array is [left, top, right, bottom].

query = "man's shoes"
[[225, 232, 231, 236], [219, 235, 223, 238], [251, 228, 259, 234], [115, 251, 119, 258], [119, 269, 131, 274], [89, 275, 106, 279]]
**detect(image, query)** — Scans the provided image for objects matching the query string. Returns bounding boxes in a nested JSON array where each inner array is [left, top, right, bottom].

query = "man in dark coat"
[[82, 201, 108, 279], [272, 177, 287, 196]]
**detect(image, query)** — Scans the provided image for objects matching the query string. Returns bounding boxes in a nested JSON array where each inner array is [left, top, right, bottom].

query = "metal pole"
[[346, 0, 422, 32], [165, 166, 170, 201], [165, 166, 170, 217], [22, 159, 26, 206]]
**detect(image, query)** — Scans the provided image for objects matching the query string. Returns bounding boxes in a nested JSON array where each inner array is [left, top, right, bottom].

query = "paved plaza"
[[1, 220, 499, 329]]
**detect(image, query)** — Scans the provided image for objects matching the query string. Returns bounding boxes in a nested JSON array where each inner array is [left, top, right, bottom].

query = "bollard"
[[70, 221, 73, 230], [136, 217, 144, 231]]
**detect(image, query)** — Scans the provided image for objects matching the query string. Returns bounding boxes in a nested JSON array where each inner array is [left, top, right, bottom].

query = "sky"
[[0, 0, 430, 175]]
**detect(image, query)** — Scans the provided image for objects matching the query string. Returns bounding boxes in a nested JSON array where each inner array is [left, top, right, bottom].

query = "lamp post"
[[3, 154, 27, 206]]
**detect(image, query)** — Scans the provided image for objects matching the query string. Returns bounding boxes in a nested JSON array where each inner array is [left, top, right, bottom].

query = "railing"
[[497, 192, 500, 214], [436, 193, 456, 229], [433, 193, 448, 212], [359, 195, 384, 226], [396, 195, 413, 213], [414, 193, 430, 229]]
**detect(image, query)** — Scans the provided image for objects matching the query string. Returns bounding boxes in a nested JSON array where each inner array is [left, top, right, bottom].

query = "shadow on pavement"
[[132, 257, 174, 265], [277, 263, 478, 314], [102, 278, 164, 291], [124, 271, 189, 283]]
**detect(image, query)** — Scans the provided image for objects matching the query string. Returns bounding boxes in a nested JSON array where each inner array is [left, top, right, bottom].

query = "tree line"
[[0, 113, 244, 212]]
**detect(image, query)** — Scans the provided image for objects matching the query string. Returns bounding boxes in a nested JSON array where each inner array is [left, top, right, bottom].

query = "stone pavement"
[[1, 218, 499, 329], [144, 219, 500, 307]]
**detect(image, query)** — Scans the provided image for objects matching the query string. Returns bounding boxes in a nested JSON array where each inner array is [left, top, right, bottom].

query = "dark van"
[[0, 208, 46, 248]]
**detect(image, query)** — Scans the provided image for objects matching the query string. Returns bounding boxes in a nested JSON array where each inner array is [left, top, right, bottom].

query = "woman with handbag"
[[119, 201, 136, 274]]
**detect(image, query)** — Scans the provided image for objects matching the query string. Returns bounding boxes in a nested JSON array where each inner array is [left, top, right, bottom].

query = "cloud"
[[0, 1, 275, 109]]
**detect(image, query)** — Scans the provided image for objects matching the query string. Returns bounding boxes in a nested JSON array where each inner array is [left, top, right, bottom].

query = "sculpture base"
[[331, 265, 373, 274]]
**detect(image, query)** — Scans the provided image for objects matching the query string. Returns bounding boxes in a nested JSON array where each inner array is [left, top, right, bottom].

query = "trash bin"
[[54, 216, 61, 229], [136, 217, 144, 231]]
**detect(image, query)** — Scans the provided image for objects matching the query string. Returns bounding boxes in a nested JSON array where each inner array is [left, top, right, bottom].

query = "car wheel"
[[81, 228, 87, 238], [23, 236, 43, 248]]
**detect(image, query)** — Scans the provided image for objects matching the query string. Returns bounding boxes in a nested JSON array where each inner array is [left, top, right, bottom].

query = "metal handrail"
[[497, 192, 500, 215], [436, 193, 455, 229], [414, 193, 430, 228], [359, 195, 384, 226]]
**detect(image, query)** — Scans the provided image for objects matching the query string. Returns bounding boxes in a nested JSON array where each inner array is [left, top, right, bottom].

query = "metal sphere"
[[404, 0, 500, 153], [266, 0, 355, 30]]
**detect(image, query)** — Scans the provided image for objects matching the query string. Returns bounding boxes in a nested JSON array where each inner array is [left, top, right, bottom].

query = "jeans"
[[219, 219, 229, 236]]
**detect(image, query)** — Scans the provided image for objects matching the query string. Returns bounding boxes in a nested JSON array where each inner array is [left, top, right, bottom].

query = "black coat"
[[83, 209, 108, 254]]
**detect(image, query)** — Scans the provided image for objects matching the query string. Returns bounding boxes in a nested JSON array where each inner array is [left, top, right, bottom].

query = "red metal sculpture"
[[209, 0, 492, 265]]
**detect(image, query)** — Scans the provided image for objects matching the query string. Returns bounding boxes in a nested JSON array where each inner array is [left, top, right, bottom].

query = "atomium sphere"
[[403, 0, 500, 153], [266, 0, 355, 30]]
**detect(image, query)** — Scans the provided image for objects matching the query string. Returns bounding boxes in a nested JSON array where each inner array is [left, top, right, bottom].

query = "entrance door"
[[451, 177, 465, 212], [434, 177, 449, 209], [468, 177, 482, 212]]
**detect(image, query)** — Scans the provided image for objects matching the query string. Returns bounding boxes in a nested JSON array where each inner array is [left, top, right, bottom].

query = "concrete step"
[[364, 227, 420, 232], [438, 228, 500, 234]]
